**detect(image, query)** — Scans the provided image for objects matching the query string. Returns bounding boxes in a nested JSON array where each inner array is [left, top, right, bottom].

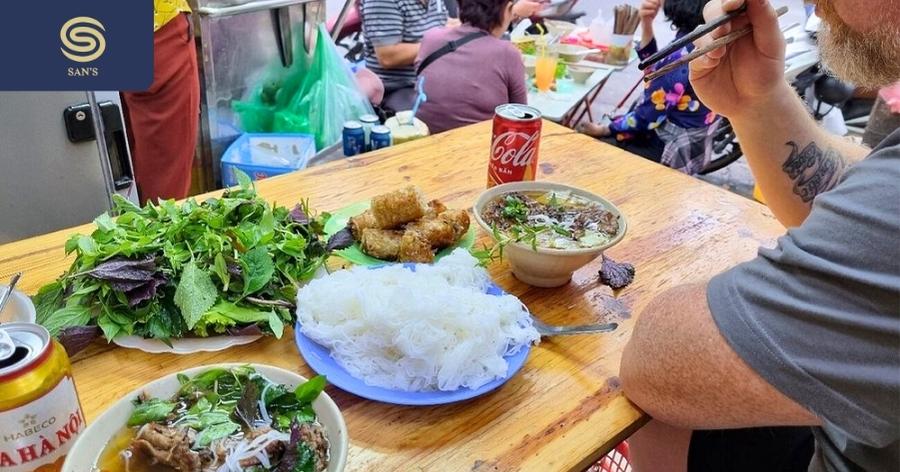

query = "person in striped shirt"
[[361, 0, 450, 111], [361, 0, 546, 112]]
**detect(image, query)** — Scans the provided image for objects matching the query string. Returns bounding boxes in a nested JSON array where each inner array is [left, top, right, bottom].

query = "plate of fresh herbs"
[[32, 171, 353, 355]]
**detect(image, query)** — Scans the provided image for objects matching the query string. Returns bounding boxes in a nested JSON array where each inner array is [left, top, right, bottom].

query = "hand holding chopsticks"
[[639, 2, 789, 82]]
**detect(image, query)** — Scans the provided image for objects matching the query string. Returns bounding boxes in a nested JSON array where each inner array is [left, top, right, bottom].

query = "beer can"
[[342, 121, 365, 156], [370, 125, 392, 150], [487, 104, 542, 188], [0, 323, 85, 472], [359, 114, 380, 150]]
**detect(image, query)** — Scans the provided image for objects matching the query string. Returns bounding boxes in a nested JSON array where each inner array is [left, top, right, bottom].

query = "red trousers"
[[122, 14, 200, 203]]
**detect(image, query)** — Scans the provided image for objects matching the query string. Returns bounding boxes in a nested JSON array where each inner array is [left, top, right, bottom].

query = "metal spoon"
[[0, 272, 22, 319], [532, 317, 618, 337]]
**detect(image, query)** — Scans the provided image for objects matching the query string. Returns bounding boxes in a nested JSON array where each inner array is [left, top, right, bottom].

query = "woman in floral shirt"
[[581, 0, 718, 174]]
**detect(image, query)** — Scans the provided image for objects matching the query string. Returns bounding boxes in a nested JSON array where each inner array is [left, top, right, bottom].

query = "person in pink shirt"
[[414, 0, 535, 134]]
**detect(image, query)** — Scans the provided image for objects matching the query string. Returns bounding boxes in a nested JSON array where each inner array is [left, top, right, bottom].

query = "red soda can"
[[487, 104, 542, 188]]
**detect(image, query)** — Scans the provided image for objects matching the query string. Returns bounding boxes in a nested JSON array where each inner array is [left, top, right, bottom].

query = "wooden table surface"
[[0, 121, 784, 472]]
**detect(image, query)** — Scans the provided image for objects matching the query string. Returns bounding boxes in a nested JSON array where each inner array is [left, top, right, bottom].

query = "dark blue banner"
[[0, 0, 153, 90]]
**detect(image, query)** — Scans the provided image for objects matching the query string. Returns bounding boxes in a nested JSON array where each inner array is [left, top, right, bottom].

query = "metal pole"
[[87, 91, 116, 209], [330, 0, 354, 42]]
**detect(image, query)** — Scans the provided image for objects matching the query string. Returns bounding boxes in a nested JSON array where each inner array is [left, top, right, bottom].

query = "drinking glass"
[[535, 54, 558, 92]]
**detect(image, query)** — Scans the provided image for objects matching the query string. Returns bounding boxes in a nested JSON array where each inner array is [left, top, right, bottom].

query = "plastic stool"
[[589, 441, 632, 472]]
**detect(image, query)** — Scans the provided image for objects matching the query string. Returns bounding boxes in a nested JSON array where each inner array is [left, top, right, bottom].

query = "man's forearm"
[[729, 84, 869, 227], [374, 43, 420, 69]]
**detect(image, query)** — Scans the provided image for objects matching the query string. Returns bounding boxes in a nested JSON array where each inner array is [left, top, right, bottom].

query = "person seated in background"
[[360, 0, 451, 112], [414, 0, 540, 134], [580, 0, 717, 175]]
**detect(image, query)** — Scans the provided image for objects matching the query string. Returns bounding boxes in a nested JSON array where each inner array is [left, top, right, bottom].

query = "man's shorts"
[[689, 426, 815, 471]]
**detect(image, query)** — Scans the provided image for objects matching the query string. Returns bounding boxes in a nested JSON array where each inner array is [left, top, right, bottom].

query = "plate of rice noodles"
[[323, 186, 476, 266], [293, 249, 540, 406]]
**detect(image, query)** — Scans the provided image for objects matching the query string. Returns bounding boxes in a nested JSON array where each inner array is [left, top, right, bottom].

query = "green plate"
[[324, 200, 477, 266]]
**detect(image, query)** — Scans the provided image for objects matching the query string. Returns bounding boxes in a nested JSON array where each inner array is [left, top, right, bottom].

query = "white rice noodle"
[[257, 381, 274, 426], [296, 249, 539, 392], [216, 429, 290, 472]]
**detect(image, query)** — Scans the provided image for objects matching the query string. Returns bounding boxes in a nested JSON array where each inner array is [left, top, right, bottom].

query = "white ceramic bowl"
[[0, 285, 36, 323], [62, 363, 348, 472], [568, 65, 594, 84], [473, 182, 627, 287], [553, 44, 592, 63]]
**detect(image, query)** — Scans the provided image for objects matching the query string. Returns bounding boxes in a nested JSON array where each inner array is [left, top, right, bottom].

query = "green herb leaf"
[[194, 421, 240, 448], [199, 410, 233, 428], [240, 247, 275, 296], [94, 213, 116, 232], [268, 311, 285, 339], [96, 314, 123, 341], [41, 306, 91, 337], [551, 224, 572, 237], [33, 282, 65, 324], [290, 442, 318, 472], [235, 169, 253, 191], [213, 253, 230, 291], [294, 375, 326, 403], [174, 261, 218, 329], [128, 398, 176, 426]]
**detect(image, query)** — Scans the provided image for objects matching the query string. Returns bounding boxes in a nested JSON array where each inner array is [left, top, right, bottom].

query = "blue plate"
[[294, 266, 532, 406]]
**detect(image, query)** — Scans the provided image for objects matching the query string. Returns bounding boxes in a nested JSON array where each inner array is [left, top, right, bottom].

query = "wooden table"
[[0, 121, 785, 471]]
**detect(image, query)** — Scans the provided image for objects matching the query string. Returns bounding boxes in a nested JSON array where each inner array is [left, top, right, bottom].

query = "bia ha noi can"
[[0, 323, 85, 471]]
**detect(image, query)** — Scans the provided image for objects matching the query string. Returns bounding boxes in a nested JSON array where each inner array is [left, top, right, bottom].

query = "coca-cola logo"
[[491, 130, 539, 167]]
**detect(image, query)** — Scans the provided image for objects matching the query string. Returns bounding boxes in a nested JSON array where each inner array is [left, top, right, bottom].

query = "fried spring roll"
[[370, 186, 427, 229], [349, 210, 378, 240], [360, 228, 403, 260], [423, 199, 448, 220], [438, 209, 470, 242], [399, 231, 435, 263], [403, 210, 464, 248]]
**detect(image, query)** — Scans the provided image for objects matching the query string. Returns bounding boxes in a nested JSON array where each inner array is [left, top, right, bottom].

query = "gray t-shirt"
[[360, 0, 448, 91], [707, 129, 900, 472]]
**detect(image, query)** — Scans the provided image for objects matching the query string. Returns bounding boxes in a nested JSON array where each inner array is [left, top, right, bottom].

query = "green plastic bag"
[[233, 23, 310, 133], [279, 24, 375, 150]]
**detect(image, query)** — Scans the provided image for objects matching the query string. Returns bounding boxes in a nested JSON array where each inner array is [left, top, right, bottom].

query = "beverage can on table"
[[0, 323, 85, 472], [342, 120, 365, 156], [359, 114, 380, 150], [370, 125, 392, 150], [488, 104, 542, 187]]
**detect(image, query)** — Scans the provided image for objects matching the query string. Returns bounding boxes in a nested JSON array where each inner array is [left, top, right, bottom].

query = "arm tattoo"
[[782, 141, 847, 203]]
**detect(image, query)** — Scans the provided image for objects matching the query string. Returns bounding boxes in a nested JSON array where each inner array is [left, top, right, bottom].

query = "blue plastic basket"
[[220, 133, 316, 187]]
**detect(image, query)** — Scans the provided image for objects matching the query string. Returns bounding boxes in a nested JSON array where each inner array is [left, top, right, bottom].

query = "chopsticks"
[[642, 5, 788, 82], [613, 4, 641, 36], [639, 2, 747, 71]]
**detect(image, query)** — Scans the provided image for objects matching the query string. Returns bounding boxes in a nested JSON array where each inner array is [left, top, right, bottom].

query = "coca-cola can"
[[488, 104, 542, 188]]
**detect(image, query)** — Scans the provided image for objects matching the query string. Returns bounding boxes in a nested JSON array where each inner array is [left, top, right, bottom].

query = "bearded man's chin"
[[818, 22, 900, 89]]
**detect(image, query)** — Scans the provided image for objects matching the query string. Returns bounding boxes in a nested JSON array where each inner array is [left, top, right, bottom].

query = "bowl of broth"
[[63, 363, 348, 472], [473, 181, 627, 287]]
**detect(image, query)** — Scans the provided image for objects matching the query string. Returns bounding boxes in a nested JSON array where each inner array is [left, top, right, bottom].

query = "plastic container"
[[590, 9, 612, 46], [220, 133, 316, 187], [605, 34, 634, 66]]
